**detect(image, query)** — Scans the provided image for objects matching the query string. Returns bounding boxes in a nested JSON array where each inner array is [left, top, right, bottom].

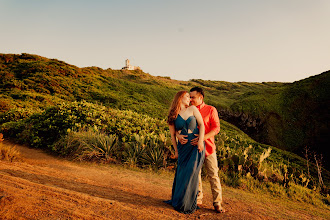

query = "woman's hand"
[[170, 150, 179, 159], [197, 141, 204, 153], [170, 151, 179, 160], [175, 150, 178, 159]]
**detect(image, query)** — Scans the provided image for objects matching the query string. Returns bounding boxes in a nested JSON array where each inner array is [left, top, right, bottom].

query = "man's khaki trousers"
[[197, 152, 222, 206]]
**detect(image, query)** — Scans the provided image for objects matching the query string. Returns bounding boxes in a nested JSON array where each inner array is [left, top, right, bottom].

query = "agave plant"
[[93, 133, 118, 161], [123, 134, 146, 167], [142, 138, 164, 170], [104, 135, 118, 161], [66, 129, 119, 162]]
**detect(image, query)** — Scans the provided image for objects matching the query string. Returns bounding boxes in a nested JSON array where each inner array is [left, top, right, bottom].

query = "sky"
[[1, 0, 330, 82]]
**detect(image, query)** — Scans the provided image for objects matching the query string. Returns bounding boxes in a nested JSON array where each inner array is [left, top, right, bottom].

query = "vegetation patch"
[[0, 134, 21, 162], [0, 53, 329, 206]]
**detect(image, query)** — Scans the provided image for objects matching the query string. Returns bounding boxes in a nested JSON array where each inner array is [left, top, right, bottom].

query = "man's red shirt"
[[196, 102, 220, 157]]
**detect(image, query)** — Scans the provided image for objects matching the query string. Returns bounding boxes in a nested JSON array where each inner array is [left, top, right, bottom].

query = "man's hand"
[[177, 133, 188, 145], [191, 134, 199, 146]]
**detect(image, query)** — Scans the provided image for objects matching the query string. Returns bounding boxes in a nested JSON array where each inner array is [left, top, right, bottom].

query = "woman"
[[164, 91, 205, 214]]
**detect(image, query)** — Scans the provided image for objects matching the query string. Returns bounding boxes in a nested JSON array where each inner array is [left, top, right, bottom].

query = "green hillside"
[[191, 73, 329, 159], [1, 53, 329, 193], [2, 53, 328, 162], [0, 53, 181, 119], [0, 53, 289, 118]]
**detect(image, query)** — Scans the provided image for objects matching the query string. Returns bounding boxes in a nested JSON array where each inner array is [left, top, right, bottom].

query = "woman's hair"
[[167, 91, 188, 125]]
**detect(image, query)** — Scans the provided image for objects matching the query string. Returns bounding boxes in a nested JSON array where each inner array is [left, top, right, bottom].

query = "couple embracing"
[[164, 87, 225, 214]]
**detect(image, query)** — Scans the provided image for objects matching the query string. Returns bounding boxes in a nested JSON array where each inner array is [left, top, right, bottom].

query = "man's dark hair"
[[190, 87, 204, 97]]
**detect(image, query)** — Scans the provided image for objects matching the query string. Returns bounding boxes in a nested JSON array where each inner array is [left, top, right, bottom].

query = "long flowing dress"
[[164, 114, 205, 214]]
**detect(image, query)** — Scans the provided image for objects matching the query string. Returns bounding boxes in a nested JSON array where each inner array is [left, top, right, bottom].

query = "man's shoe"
[[214, 204, 225, 213]]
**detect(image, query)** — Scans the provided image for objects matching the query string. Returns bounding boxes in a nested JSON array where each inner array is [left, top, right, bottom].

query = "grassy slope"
[[0, 53, 329, 185], [0, 53, 287, 119], [2, 53, 328, 151], [279, 72, 330, 153]]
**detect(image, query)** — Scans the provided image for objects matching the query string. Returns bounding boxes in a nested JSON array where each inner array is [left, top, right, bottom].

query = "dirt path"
[[0, 141, 329, 220]]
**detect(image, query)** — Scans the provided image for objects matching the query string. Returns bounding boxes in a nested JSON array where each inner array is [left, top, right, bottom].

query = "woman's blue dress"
[[164, 114, 205, 214]]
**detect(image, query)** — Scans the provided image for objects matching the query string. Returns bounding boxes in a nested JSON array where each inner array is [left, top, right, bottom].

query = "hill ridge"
[[0, 53, 329, 170]]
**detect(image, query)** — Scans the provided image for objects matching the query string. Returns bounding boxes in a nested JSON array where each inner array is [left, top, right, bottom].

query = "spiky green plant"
[[79, 131, 118, 162], [142, 138, 164, 170], [52, 129, 119, 162], [123, 134, 146, 167]]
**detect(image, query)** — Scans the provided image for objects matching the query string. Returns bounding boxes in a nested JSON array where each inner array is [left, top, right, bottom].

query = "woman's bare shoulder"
[[188, 105, 198, 110]]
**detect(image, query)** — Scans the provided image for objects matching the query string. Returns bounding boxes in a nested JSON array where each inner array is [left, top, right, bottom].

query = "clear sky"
[[1, 0, 329, 82]]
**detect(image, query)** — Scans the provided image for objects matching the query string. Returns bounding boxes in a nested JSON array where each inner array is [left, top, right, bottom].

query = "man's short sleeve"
[[210, 106, 220, 134]]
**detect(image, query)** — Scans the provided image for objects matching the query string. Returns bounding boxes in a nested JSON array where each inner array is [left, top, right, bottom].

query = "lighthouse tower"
[[122, 59, 141, 70], [125, 59, 130, 68]]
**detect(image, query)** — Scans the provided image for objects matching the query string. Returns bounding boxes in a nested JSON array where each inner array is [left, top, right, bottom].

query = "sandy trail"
[[0, 141, 329, 219]]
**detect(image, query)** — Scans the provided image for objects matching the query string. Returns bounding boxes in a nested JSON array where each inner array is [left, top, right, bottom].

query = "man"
[[176, 87, 225, 213]]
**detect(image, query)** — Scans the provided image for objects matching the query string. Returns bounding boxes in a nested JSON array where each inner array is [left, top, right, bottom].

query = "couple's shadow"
[[161, 200, 217, 216]]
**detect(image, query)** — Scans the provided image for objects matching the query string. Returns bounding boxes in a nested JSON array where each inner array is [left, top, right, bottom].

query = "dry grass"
[[0, 134, 21, 162]]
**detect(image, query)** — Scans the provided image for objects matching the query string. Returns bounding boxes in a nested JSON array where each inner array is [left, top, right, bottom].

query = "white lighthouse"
[[122, 59, 141, 70]]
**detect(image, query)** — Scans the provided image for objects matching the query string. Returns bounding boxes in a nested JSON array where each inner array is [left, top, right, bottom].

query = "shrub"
[[223, 172, 242, 188], [122, 135, 146, 167], [53, 129, 119, 163], [79, 130, 118, 162], [142, 137, 165, 170], [0, 100, 170, 149]]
